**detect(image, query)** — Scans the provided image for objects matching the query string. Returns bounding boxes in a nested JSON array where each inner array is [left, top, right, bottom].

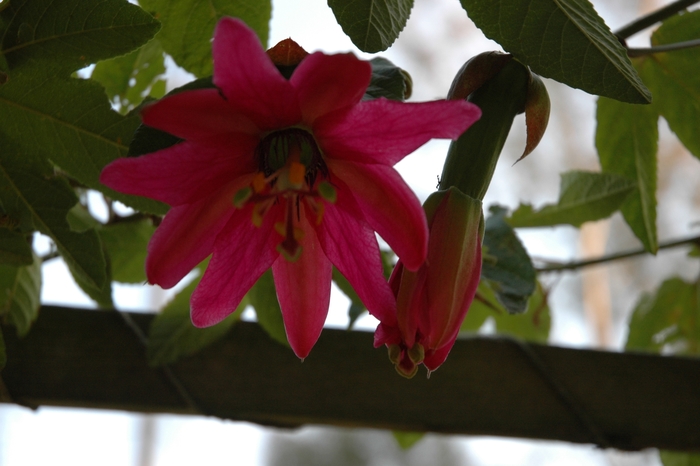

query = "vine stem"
[[614, 0, 700, 39], [535, 234, 700, 273], [627, 38, 700, 57]]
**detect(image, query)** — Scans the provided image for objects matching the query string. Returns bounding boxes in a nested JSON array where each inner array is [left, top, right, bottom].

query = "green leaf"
[[0, 252, 41, 337], [91, 39, 166, 113], [328, 0, 414, 53], [139, 0, 271, 77], [0, 71, 167, 215], [248, 270, 288, 347], [508, 171, 636, 229], [637, 10, 700, 159], [0, 229, 32, 266], [660, 451, 700, 466], [67, 254, 114, 309], [392, 431, 424, 449], [99, 218, 156, 283], [147, 262, 241, 366], [0, 159, 107, 290], [0, 0, 161, 74], [482, 206, 536, 314], [458, 0, 651, 103], [625, 277, 700, 355], [596, 97, 658, 252], [364, 57, 412, 101], [462, 280, 551, 343]]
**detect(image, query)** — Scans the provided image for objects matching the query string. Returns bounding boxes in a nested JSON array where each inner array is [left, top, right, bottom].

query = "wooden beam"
[[2, 306, 699, 452]]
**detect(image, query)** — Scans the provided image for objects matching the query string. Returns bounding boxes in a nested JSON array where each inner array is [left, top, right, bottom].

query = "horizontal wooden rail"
[[1, 306, 699, 452]]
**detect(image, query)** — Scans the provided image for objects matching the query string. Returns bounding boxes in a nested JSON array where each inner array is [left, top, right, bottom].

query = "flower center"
[[233, 128, 336, 261]]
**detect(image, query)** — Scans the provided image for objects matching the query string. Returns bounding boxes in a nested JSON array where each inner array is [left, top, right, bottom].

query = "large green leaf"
[[247, 270, 289, 347], [482, 206, 536, 314], [596, 97, 658, 252], [0, 252, 41, 337], [99, 218, 156, 283], [139, 0, 271, 77], [91, 38, 166, 113], [508, 171, 636, 228], [637, 10, 700, 159], [0, 0, 160, 74], [459, 0, 651, 103], [0, 71, 167, 215], [147, 262, 242, 366], [0, 158, 107, 290], [328, 0, 414, 52], [0, 229, 32, 266], [626, 277, 700, 355]]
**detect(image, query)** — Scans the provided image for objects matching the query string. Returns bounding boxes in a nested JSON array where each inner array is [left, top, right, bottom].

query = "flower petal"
[[100, 135, 258, 206], [212, 17, 300, 130], [328, 159, 428, 271], [291, 52, 371, 123], [316, 194, 396, 325], [315, 98, 481, 165], [141, 89, 259, 140], [145, 182, 244, 288], [190, 205, 281, 327], [272, 210, 332, 359]]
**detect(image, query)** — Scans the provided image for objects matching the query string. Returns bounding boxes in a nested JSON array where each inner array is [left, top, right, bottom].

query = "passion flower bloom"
[[100, 17, 481, 358], [374, 188, 483, 377]]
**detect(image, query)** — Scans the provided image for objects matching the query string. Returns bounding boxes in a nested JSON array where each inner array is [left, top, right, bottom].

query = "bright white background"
[[2, 0, 698, 464]]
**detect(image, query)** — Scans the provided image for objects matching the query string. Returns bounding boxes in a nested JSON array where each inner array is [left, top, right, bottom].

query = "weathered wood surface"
[[2, 306, 699, 452]]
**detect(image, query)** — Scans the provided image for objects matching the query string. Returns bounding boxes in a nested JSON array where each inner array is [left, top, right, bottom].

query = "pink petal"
[[141, 89, 259, 140], [145, 181, 245, 288], [315, 98, 481, 165], [272, 210, 332, 359], [327, 159, 428, 271], [212, 18, 301, 130], [190, 204, 281, 327], [423, 341, 454, 373], [315, 194, 396, 325], [291, 52, 371, 124], [100, 135, 258, 206]]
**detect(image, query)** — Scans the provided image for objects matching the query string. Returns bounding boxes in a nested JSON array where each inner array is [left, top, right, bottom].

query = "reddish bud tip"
[[266, 38, 309, 67]]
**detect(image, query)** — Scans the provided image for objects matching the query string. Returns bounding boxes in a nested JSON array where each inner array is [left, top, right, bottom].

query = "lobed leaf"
[[508, 171, 637, 229], [99, 218, 156, 283], [637, 10, 700, 160], [0, 157, 107, 290], [0, 229, 32, 266], [0, 252, 41, 337], [139, 0, 271, 77], [0, 0, 160, 74], [0, 70, 167, 215], [91, 38, 166, 113], [482, 206, 536, 314], [459, 0, 651, 103], [147, 261, 241, 366], [596, 98, 658, 252], [328, 0, 413, 53]]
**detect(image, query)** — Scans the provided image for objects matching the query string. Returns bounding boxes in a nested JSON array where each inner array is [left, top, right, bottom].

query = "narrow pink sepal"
[[141, 89, 259, 140], [316, 195, 396, 325], [327, 159, 428, 271], [191, 205, 281, 327], [315, 98, 482, 165], [145, 185, 241, 288], [291, 52, 371, 124], [272, 212, 332, 359], [212, 17, 300, 130], [100, 137, 257, 206]]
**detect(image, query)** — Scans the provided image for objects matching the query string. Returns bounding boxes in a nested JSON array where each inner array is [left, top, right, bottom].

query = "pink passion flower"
[[100, 17, 482, 359]]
